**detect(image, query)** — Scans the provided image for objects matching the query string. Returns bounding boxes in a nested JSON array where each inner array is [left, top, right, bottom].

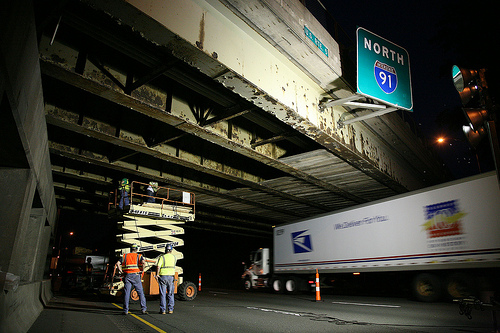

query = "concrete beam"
[[48, 141, 304, 220], [52, 165, 114, 186], [41, 61, 369, 203], [46, 100, 362, 214], [88, 0, 445, 189]]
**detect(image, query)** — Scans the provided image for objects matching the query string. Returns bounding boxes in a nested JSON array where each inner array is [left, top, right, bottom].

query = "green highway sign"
[[357, 27, 413, 111]]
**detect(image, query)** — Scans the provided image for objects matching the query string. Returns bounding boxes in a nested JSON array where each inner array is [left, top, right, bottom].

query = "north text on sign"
[[364, 37, 404, 65]]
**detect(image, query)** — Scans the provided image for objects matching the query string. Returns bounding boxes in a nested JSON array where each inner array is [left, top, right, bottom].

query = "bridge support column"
[[0, 0, 56, 332]]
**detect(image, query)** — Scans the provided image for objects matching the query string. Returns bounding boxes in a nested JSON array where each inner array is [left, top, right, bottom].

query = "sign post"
[[357, 27, 413, 111]]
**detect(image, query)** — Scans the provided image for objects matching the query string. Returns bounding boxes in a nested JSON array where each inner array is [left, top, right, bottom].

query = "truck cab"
[[242, 248, 270, 290]]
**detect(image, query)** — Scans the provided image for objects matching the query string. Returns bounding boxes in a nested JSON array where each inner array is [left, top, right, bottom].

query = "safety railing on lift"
[[108, 181, 195, 215]]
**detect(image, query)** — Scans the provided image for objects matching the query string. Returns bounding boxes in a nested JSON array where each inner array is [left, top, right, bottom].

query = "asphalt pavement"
[[28, 291, 157, 333], [28, 288, 497, 333]]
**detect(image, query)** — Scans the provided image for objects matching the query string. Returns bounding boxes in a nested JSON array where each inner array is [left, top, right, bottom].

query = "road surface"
[[29, 289, 495, 332]]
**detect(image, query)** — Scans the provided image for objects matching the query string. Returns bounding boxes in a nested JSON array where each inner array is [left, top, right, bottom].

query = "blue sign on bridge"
[[304, 25, 329, 58]]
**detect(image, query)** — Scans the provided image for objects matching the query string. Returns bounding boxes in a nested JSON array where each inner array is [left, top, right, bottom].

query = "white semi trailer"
[[242, 172, 500, 301]]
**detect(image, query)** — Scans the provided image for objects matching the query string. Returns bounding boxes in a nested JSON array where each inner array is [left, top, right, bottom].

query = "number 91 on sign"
[[374, 60, 397, 94]]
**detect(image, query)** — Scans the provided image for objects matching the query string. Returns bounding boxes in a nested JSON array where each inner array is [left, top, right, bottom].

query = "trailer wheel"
[[270, 276, 284, 293], [177, 281, 197, 301], [131, 288, 139, 301], [412, 273, 442, 302], [285, 277, 299, 294], [445, 273, 474, 299]]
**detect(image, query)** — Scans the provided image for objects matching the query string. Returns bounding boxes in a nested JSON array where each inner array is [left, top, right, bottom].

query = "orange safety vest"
[[122, 252, 142, 273]]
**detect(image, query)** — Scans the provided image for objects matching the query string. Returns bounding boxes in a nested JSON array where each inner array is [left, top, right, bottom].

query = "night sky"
[[317, 0, 498, 178]]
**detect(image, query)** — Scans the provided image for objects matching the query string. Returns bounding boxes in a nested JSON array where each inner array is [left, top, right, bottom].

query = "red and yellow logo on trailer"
[[422, 200, 466, 238]]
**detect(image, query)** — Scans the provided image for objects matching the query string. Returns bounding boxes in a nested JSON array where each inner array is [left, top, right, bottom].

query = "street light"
[[436, 134, 482, 173]]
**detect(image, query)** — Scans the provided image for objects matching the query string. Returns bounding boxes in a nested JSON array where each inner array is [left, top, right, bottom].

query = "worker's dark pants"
[[145, 189, 155, 203], [123, 273, 146, 313], [158, 275, 174, 312], [118, 190, 130, 210], [119, 190, 129, 210]]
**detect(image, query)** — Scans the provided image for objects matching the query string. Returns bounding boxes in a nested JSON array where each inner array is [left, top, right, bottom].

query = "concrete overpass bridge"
[[1, 0, 446, 331]]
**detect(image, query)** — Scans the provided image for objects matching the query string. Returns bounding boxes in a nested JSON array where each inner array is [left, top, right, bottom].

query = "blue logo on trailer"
[[291, 230, 313, 253]]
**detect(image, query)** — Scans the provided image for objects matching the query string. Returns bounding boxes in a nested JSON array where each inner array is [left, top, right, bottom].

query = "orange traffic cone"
[[315, 269, 322, 302]]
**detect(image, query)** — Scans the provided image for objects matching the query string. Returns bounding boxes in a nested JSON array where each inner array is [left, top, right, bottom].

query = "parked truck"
[[242, 172, 500, 301]]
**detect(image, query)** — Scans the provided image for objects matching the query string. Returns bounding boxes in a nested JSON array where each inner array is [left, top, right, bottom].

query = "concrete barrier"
[[40, 279, 53, 307], [0, 282, 44, 333]]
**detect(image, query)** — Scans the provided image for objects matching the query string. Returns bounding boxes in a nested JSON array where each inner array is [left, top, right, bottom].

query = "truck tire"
[[445, 273, 474, 300], [412, 273, 442, 302], [270, 276, 284, 293], [285, 276, 299, 294], [243, 277, 253, 291], [177, 281, 197, 301]]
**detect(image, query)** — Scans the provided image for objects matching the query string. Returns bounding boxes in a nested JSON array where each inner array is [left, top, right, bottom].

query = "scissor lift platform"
[[102, 181, 197, 301]]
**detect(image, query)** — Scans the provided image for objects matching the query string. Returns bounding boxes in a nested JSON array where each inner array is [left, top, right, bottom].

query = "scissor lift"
[[101, 181, 197, 301]]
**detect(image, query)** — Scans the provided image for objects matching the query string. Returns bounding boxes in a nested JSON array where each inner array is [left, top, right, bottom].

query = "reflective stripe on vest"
[[159, 253, 176, 276], [122, 253, 142, 273], [119, 184, 130, 192]]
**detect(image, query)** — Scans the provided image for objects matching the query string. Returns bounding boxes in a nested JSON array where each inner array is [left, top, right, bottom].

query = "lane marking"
[[247, 306, 368, 325], [247, 307, 301, 316], [112, 303, 167, 333], [208, 290, 228, 295], [332, 301, 400, 308]]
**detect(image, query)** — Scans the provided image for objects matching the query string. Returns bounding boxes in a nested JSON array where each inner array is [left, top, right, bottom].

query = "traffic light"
[[452, 67, 480, 104], [452, 65, 500, 179], [452, 65, 491, 147], [462, 125, 486, 147], [463, 108, 488, 132]]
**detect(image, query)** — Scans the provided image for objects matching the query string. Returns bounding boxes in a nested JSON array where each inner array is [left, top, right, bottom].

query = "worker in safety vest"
[[145, 181, 158, 203], [118, 178, 130, 210], [115, 244, 148, 315], [155, 244, 176, 314]]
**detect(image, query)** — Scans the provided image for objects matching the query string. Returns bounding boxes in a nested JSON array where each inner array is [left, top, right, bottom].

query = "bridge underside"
[[35, 0, 445, 239]]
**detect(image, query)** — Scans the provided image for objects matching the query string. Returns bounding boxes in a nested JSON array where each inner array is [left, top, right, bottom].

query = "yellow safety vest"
[[119, 183, 130, 193], [158, 253, 176, 276]]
